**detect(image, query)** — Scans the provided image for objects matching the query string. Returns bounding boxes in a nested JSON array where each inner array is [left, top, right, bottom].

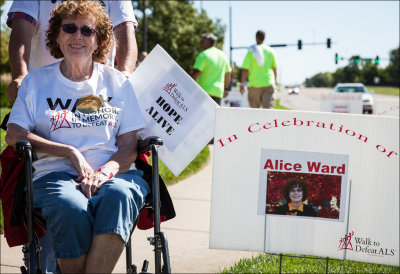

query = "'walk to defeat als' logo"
[[338, 231, 354, 250], [338, 231, 396, 257]]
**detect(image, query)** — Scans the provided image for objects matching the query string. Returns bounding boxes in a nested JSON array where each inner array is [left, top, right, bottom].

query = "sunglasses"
[[61, 23, 97, 37]]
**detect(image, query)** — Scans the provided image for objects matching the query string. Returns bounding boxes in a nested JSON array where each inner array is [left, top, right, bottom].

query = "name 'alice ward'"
[[264, 159, 346, 174]]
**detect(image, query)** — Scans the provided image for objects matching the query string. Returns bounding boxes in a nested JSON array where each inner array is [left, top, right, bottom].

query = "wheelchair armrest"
[[15, 140, 38, 161], [138, 136, 163, 154], [15, 140, 32, 152], [15, 137, 164, 160]]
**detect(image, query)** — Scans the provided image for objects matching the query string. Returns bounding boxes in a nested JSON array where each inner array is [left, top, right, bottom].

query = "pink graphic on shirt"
[[50, 110, 71, 131]]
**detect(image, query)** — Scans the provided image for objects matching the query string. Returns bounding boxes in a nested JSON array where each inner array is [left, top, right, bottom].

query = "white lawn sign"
[[320, 93, 363, 114], [130, 45, 218, 176], [210, 107, 399, 266]]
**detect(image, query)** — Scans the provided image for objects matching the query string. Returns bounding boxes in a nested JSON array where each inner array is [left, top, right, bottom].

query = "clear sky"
[[2, 1, 399, 85], [193, 1, 399, 85]]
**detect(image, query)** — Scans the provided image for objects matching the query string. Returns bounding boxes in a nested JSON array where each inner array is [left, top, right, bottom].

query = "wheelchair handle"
[[138, 136, 163, 155], [16, 140, 32, 152]]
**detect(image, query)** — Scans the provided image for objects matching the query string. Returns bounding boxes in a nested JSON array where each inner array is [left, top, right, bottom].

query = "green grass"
[[275, 98, 291, 110], [221, 253, 400, 273], [366, 86, 399, 96], [151, 145, 210, 185], [0, 108, 9, 234], [1, 107, 11, 153], [1, 82, 13, 108]]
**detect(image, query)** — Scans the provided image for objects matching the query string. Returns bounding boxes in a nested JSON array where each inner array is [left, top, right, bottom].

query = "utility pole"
[[229, 4, 233, 66], [142, 0, 147, 52]]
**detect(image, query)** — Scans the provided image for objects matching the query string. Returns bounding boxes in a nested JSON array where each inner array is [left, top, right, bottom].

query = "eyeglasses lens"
[[61, 24, 96, 37], [81, 26, 96, 37]]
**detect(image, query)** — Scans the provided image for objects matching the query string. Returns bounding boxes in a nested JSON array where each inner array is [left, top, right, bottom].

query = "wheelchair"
[[8, 136, 174, 274]]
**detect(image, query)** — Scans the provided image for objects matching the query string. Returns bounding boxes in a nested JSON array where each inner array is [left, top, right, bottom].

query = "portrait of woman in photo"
[[275, 178, 317, 217]]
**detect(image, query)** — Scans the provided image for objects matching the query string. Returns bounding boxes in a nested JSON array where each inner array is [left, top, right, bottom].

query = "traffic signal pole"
[[231, 41, 333, 51], [229, 6, 332, 64]]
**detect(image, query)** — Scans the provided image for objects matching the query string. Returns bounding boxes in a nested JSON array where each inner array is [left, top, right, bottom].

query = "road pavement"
[[1, 145, 260, 273]]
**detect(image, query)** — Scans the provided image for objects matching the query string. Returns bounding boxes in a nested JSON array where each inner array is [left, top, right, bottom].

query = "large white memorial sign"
[[130, 45, 217, 176], [210, 108, 399, 266]]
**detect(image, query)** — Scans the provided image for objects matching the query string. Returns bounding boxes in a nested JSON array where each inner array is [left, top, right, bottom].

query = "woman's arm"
[[78, 130, 139, 199], [114, 23, 137, 74], [7, 19, 35, 102], [5, 123, 94, 181]]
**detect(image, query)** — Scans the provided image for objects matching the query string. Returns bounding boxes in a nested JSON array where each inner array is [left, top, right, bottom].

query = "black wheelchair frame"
[[16, 136, 171, 274]]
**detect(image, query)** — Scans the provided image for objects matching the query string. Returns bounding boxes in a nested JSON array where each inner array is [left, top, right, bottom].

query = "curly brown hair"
[[281, 178, 309, 202], [46, 0, 113, 62]]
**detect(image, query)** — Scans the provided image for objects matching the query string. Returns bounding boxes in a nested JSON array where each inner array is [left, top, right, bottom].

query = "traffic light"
[[354, 56, 360, 64], [297, 40, 302, 50], [335, 53, 339, 64], [375, 56, 380, 64], [327, 38, 331, 48]]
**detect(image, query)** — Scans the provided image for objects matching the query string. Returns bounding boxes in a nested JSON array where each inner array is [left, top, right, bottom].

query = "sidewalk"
[[1, 145, 260, 273]]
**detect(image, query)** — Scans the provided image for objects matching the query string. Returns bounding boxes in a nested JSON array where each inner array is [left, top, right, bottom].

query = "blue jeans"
[[32, 170, 149, 259]]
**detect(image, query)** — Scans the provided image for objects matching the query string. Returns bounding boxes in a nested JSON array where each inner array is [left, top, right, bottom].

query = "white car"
[[287, 85, 300, 94], [333, 83, 374, 114]]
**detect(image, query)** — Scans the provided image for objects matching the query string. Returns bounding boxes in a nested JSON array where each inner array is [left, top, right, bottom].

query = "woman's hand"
[[67, 146, 94, 182], [79, 172, 108, 199]]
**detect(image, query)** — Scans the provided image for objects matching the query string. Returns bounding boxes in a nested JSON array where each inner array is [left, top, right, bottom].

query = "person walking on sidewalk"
[[240, 30, 277, 109], [191, 33, 231, 105]]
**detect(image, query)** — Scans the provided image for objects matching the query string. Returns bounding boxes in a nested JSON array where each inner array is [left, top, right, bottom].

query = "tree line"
[[305, 47, 400, 88]]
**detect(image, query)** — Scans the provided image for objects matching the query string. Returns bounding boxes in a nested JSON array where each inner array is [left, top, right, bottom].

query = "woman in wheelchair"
[[5, 1, 149, 272]]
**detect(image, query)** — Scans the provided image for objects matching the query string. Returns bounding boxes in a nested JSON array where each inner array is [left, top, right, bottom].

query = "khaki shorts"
[[248, 85, 276, 109]]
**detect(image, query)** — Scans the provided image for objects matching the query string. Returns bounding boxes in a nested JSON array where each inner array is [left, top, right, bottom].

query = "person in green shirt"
[[192, 33, 232, 105], [240, 30, 277, 108]]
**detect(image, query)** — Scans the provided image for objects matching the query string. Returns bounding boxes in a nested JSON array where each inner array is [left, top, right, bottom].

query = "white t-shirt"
[[8, 62, 146, 181], [8, 0, 137, 69]]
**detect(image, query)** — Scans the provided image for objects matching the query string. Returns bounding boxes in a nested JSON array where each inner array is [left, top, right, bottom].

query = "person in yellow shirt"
[[192, 33, 232, 105], [240, 30, 277, 108]]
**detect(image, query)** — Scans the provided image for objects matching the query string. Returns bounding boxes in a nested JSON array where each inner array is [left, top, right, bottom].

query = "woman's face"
[[56, 16, 98, 63], [289, 185, 303, 203]]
